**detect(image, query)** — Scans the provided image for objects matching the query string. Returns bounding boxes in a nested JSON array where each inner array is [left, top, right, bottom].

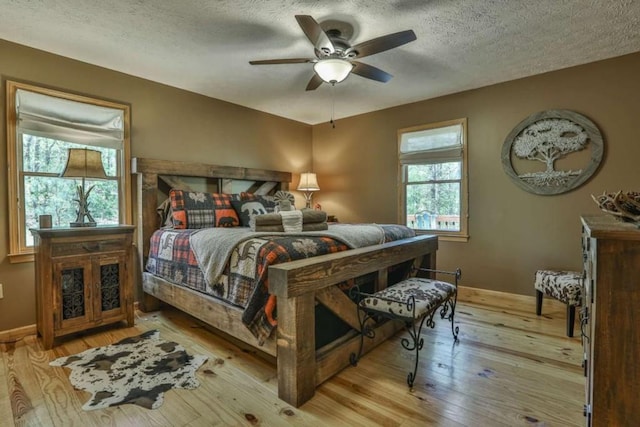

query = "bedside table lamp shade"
[[297, 172, 320, 208], [60, 148, 108, 227]]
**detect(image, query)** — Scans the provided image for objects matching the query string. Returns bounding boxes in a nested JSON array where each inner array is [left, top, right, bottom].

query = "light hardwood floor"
[[0, 289, 584, 426]]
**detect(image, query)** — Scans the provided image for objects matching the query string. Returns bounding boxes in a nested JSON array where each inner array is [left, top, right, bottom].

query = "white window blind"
[[16, 89, 124, 148], [399, 123, 463, 164]]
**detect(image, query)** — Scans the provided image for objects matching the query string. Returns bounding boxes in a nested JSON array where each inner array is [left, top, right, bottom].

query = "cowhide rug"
[[49, 330, 207, 411]]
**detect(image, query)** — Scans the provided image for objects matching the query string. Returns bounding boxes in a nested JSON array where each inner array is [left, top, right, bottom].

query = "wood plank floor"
[[0, 291, 584, 426]]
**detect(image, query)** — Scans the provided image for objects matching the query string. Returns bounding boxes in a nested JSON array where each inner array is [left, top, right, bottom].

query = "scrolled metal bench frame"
[[349, 267, 461, 388]]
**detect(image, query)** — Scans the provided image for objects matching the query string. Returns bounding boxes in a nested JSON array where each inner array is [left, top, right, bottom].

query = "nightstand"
[[30, 225, 135, 349]]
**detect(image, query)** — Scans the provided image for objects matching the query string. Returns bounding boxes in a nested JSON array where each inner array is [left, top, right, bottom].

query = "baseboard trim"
[[458, 285, 568, 311], [0, 324, 37, 343], [458, 285, 534, 302]]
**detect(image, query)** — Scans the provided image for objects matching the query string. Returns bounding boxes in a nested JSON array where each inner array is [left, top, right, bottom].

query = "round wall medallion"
[[501, 109, 604, 195]]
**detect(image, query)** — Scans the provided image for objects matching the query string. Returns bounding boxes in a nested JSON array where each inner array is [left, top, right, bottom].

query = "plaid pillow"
[[169, 189, 239, 229]]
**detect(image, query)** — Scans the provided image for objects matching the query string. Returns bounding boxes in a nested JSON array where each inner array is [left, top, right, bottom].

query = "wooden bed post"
[[135, 166, 162, 311], [269, 235, 438, 407], [276, 293, 316, 406]]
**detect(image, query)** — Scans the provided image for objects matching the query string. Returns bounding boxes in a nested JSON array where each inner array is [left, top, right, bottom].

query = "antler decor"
[[591, 191, 640, 222]]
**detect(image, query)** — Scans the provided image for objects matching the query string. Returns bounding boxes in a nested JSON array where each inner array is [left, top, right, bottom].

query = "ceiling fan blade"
[[249, 58, 314, 65], [295, 15, 335, 54], [305, 74, 324, 91], [351, 30, 417, 58], [351, 61, 393, 83]]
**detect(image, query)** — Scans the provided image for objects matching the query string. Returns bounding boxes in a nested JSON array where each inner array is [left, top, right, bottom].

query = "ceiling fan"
[[249, 15, 417, 91]]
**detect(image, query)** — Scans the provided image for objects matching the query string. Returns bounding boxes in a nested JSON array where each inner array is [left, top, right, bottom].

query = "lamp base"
[[70, 183, 98, 227], [70, 221, 97, 227], [303, 192, 313, 209]]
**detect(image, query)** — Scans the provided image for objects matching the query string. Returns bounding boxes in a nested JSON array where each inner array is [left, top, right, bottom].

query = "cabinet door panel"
[[93, 254, 127, 320], [100, 262, 122, 311], [53, 260, 93, 331]]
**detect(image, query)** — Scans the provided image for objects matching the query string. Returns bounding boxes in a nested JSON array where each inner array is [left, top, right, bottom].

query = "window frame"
[[398, 118, 469, 242], [6, 81, 132, 263]]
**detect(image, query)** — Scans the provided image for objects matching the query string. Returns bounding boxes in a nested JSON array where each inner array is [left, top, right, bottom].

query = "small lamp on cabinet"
[[60, 148, 108, 227]]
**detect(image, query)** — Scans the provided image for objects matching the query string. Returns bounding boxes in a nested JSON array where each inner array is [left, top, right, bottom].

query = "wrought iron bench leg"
[[349, 296, 374, 367], [403, 310, 436, 387], [440, 292, 459, 341]]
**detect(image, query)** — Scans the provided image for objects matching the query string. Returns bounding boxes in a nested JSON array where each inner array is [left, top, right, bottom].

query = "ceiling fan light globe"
[[313, 59, 353, 83]]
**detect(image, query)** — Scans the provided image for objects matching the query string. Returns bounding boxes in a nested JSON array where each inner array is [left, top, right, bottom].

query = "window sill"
[[438, 235, 469, 243], [8, 252, 35, 263], [414, 230, 469, 242]]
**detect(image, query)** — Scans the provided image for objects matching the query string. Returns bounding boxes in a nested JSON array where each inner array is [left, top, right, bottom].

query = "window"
[[398, 118, 468, 241], [6, 81, 132, 262]]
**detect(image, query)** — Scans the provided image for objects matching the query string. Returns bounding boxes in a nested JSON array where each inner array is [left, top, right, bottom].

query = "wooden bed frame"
[[131, 157, 438, 407]]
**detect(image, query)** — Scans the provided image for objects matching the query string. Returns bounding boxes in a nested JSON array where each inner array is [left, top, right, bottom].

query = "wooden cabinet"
[[580, 215, 640, 426], [31, 226, 135, 349]]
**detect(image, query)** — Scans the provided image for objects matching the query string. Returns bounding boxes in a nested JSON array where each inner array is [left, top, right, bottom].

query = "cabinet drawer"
[[52, 240, 125, 257]]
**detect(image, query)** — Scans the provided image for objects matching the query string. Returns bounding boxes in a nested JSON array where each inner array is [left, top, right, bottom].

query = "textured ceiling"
[[1, 0, 640, 125]]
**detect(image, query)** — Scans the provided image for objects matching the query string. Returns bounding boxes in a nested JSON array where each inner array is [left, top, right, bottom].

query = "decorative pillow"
[[169, 189, 239, 229], [240, 192, 277, 213], [231, 199, 268, 227]]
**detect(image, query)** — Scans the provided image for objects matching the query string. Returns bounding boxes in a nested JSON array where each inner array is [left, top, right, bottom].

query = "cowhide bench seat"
[[350, 268, 461, 388], [534, 270, 582, 337]]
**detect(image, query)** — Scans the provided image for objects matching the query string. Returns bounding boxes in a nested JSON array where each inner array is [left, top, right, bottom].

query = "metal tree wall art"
[[513, 119, 588, 186], [502, 110, 604, 195]]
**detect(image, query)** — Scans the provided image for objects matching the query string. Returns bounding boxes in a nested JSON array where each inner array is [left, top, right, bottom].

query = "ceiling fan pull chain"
[[330, 83, 336, 128]]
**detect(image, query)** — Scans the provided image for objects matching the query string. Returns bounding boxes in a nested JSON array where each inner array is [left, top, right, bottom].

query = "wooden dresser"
[[31, 225, 135, 349], [580, 215, 640, 426]]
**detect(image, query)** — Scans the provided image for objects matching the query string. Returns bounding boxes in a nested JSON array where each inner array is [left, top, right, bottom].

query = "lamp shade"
[[297, 172, 320, 192], [60, 148, 108, 179], [313, 59, 353, 83]]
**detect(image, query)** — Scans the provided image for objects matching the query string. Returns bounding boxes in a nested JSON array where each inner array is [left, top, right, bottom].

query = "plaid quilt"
[[147, 225, 415, 344]]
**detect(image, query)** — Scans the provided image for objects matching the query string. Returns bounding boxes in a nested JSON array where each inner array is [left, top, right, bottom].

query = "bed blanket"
[[190, 223, 386, 291]]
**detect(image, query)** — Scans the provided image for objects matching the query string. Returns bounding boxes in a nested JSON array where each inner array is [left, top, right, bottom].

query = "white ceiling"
[[1, 1, 640, 125]]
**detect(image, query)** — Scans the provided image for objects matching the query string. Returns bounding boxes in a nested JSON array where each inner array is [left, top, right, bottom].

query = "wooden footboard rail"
[[269, 234, 437, 407]]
